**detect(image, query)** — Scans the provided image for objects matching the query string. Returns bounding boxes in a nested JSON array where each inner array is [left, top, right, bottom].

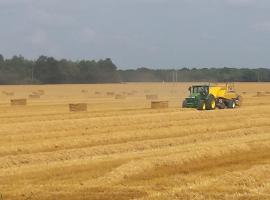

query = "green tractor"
[[182, 84, 241, 110]]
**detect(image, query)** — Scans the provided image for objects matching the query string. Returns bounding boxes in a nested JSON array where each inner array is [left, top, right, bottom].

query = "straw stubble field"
[[0, 83, 270, 200]]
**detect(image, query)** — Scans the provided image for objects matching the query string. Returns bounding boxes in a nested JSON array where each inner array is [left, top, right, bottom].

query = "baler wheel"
[[227, 100, 236, 109]]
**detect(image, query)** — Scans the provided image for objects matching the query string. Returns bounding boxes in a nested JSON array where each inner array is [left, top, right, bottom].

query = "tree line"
[[119, 67, 270, 82], [0, 54, 269, 84]]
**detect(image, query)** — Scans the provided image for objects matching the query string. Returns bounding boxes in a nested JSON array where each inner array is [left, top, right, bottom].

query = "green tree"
[[34, 56, 62, 83], [0, 54, 4, 63]]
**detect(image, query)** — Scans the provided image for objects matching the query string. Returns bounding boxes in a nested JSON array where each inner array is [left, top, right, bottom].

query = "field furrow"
[[0, 83, 269, 200]]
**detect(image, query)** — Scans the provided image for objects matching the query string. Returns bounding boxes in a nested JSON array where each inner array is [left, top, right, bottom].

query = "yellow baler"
[[210, 85, 238, 99]]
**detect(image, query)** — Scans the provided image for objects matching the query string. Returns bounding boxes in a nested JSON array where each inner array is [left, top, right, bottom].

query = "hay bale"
[[256, 91, 264, 97], [69, 103, 87, 112], [11, 99, 27, 106], [146, 94, 158, 100], [37, 90, 45, 95], [144, 90, 150, 93], [29, 94, 40, 99], [107, 92, 115, 96], [115, 94, 126, 99], [32, 90, 44, 96], [2, 91, 14, 96], [81, 90, 88, 93], [95, 91, 101, 95], [256, 91, 270, 96], [32, 91, 40, 95], [151, 101, 168, 109]]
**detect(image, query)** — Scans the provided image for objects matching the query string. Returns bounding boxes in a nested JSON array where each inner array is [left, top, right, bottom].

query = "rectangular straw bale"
[[146, 94, 158, 100], [37, 90, 45, 95], [151, 101, 168, 109], [32, 91, 40, 95], [256, 91, 264, 97], [69, 103, 87, 112], [115, 94, 126, 99], [32, 90, 44, 96], [144, 90, 150, 93], [11, 99, 27, 106], [107, 92, 115, 96], [29, 94, 40, 99]]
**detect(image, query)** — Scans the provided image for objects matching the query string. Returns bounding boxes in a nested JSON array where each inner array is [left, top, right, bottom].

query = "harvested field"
[[0, 82, 270, 200], [69, 103, 88, 112], [29, 94, 41, 99], [146, 94, 158, 100], [151, 101, 168, 109]]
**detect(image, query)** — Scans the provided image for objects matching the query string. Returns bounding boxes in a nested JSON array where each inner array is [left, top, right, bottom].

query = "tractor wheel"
[[197, 100, 206, 110], [206, 95, 216, 110], [227, 100, 236, 109], [182, 100, 187, 108]]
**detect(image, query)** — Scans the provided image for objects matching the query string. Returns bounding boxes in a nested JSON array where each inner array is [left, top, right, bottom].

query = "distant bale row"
[[115, 94, 126, 99], [144, 90, 150, 93], [36, 90, 45, 95], [2, 91, 14, 96], [69, 103, 87, 112], [107, 92, 115, 96], [81, 89, 88, 93], [29, 90, 45, 99], [146, 94, 158, 100], [127, 92, 134, 96], [255, 91, 270, 97], [29, 94, 40, 99], [151, 101, 168, 109], [106, 91, 138, 98]]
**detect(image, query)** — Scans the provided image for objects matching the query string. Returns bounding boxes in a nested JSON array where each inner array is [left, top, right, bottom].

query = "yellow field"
[[0, 83, 270, 200]]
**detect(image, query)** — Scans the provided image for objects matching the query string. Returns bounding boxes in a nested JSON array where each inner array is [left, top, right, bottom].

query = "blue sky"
[[0, 0, 270, 68]]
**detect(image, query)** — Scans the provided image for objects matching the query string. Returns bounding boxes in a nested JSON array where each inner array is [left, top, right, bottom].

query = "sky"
[[0, 0, 270, 69]]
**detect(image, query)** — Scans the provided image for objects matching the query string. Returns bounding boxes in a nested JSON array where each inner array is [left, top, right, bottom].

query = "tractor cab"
[[183, 85, 209, 109], [189, 85, 209, 97]]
